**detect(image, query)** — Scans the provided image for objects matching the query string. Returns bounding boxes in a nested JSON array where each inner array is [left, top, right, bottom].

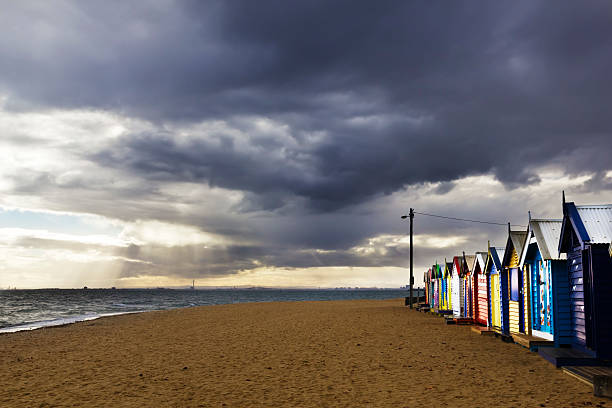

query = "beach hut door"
[[535, 260, 553, 338]]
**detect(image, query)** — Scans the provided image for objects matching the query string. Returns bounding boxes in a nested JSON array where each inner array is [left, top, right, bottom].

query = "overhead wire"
[[412, 211, 527, 228]]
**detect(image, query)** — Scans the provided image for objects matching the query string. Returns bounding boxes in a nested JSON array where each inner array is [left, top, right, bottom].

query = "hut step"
[[471, 326, 496, 336], [563, 366, 612, 398], [453, 318, 473, 325], [511, 333, 554, 351], [538, 347, 612, 368]]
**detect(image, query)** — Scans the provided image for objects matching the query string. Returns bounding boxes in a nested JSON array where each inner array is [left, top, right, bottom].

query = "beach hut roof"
[[560, 203, 612, 252], [519, 219, 564, 265], [485, 246, 505, 273], [444, 262, 454, 277], [473, 252, 488, 273], [463, 254, 476, 275], [431, 263, 439, 278], [452, 256, 462, 276], [502, 229, 528, 267]]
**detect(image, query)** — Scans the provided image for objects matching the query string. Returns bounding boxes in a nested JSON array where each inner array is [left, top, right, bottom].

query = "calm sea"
[[0, 288, 418, 333]]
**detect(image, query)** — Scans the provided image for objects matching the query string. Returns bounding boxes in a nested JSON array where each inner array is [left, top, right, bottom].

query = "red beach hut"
[[472, 251, 489, 326]]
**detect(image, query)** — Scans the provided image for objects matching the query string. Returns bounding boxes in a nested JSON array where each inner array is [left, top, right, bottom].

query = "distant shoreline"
[[0, 288, 418, 335]]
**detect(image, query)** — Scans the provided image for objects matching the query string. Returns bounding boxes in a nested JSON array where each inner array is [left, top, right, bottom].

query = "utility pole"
[[409, 208, 414, 309], [401, 209, 415, 308]]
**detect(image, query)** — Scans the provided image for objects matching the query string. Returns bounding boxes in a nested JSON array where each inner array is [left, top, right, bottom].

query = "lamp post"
[[401, 208, 414, 308]]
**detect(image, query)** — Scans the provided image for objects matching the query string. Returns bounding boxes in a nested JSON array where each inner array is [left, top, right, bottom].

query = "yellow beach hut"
[[501, 226, 529, 336], [485, 246, 506, 332]]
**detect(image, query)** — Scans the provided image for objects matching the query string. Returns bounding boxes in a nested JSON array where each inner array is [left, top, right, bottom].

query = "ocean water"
[[0, 288, 419, 333]]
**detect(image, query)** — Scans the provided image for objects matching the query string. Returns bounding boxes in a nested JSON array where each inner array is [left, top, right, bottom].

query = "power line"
[[412, 211, 527, 228]]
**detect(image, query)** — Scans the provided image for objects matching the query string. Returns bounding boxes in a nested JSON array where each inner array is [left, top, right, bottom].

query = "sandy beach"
[[0, 298, 606, 407]]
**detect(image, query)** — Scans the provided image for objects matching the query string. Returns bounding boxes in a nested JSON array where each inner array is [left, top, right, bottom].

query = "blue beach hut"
[[558, 198, 612, 360], [518, 217, 571, 345]]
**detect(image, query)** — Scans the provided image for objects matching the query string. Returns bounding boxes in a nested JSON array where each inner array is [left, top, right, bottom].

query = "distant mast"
[[191, 280, 195, 290]]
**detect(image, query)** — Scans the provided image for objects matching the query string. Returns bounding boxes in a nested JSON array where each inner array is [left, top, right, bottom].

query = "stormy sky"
[[1, 1, 611, 288]]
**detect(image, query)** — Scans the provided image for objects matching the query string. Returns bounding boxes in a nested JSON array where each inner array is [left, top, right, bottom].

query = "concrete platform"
[[539, 347, 612, 368], [563, 366, 612, 398]]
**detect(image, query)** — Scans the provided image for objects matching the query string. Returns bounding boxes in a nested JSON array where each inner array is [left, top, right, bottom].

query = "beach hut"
[[434, 262, 443, 311], [439, 262, 447, 311], [501, 226, 528, 336], [444, 261, 454, 313], [431, 264, 438, 310], [485, 246, 506, 333], [428, 267, 435, 309], [451, 256, 463, 318], [518, 217, 571, 345], [430, 264, 439, 310], [473, 251, 489, 326], [439, 263, 445, 310], [462, 253, 476, 319], [424, 269, 430, 307], [558, 198, 612, 359]]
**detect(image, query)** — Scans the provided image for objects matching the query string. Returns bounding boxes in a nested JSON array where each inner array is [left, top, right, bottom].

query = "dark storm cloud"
[[2, 2, 612, 202]]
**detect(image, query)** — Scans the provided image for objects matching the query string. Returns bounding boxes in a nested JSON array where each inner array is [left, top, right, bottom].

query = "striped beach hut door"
[[477, 272, 488, 325], [508, 249, 525, 334], [465, 277, 471, 318]]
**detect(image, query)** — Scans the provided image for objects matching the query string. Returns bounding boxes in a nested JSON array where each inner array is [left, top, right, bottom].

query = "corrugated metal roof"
[[576, 205, 612, 244], [530, 219, 564, 260]]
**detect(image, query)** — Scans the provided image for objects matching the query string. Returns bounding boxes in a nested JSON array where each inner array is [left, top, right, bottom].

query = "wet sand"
[[0, 298, 606, 407]]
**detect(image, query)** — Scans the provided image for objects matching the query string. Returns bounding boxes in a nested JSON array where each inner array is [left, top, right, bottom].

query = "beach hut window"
[[509, 268, 519, 301]]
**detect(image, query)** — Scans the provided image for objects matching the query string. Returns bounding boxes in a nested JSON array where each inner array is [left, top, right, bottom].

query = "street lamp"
[[401, 208, 414, 308]]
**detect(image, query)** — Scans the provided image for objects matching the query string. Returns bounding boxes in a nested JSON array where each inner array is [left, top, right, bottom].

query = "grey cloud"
[[2, 1, 612, 280], [0, 2, 610, 173], [575, 171, 612, 194]]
